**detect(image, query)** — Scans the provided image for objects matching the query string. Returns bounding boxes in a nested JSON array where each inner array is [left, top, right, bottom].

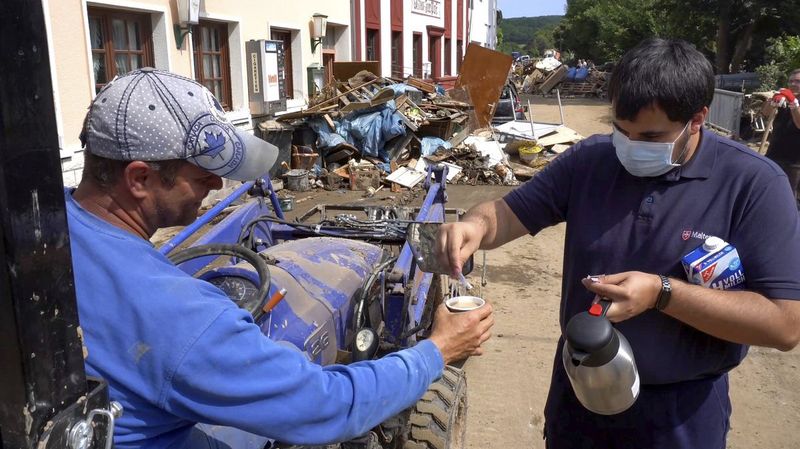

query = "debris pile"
[[258, 44, 584, 193], [516, 62, 610, 97]]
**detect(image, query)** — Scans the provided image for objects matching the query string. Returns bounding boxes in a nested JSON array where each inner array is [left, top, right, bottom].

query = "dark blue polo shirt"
[[505, 128, 800, 384]]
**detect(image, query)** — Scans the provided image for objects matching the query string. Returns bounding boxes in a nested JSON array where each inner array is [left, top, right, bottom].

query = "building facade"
[[46, 0, 352, 185], [46, 0, 497, 184], [350, 0, 498, 81]]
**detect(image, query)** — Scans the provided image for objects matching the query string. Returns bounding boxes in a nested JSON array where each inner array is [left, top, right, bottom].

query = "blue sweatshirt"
[[65, 190, 444, 449]]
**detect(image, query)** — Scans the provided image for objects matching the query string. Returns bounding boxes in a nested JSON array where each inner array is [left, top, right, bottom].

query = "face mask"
[[613, 122, 691, 177]]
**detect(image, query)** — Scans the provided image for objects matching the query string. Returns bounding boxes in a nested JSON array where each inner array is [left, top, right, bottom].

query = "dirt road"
[[178, 96, 798, 448], [456, 97, 800, 449]]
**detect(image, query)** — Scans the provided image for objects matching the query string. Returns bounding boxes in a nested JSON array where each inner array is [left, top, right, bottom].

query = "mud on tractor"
[[159, 166, 471, 449]]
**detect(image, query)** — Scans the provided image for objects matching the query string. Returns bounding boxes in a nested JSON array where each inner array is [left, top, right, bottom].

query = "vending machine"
[[246, 39, 287, 117]]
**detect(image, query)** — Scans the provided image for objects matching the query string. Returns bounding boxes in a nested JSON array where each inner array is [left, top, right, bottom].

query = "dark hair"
[[81, 149, 184, 191], [608, 38, 715, 123]]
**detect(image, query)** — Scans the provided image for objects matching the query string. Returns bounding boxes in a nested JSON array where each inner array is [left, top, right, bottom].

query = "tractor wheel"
[[404, 365, 467, 449]]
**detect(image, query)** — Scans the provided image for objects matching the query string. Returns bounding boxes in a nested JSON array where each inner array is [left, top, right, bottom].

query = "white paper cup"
[[445, 296, 486, 313]]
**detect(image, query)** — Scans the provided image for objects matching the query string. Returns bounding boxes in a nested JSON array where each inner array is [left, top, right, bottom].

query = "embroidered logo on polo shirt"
[[681, 229, 711, 241]]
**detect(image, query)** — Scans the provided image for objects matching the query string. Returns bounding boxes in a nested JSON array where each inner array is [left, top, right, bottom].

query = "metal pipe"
[[159, 181, 254, 255], [527, 99, 535, 138], [556, 88, 565, 125]]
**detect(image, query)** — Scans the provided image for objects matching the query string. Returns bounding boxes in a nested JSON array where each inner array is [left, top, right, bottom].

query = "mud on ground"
[[459, 97, 800, 449]]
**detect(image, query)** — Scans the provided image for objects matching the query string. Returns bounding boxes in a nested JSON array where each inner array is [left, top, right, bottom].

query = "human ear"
[[690, 107, 708, 134], [123, 161, 155, 200]]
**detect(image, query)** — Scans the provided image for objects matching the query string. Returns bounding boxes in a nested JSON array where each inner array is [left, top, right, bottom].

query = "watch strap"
[[655, 275, 672, 311]]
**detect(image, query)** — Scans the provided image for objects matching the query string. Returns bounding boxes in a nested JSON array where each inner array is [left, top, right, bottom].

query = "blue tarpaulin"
[[420, 137, 452, 157], [309, 100, 406, 161]]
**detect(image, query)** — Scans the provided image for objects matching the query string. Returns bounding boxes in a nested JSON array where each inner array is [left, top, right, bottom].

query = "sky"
[[499, 0, 567, 18]]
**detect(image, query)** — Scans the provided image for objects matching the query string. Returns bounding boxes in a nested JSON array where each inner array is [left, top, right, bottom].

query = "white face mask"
[[613, 122, 691, 177]]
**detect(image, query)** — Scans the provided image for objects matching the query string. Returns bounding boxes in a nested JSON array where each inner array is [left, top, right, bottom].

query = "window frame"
[[391, 31, 403, 78], [413, 33, 423, 78], [87, 7, 154, 93], [193, 20, 233, 111], [366, 27, 380, 62]]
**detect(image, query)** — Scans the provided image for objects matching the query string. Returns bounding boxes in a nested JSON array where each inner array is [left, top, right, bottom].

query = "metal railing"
[[706, 88, 743, 137]]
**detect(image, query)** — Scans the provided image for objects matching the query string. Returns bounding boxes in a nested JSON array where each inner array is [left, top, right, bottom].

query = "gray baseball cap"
[[82, 68, 278, 181]]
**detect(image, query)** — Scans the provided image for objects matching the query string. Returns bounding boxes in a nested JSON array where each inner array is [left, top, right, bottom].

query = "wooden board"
[[454, 43, 513, 129], [539, 65, 567, 94], [536, 127, 584, 147], [406, 77, 436, 94], [550, 144, 571, 154]]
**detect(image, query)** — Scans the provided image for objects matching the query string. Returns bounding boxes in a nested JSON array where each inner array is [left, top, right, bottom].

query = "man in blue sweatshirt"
[[69, 68, 494, 449]]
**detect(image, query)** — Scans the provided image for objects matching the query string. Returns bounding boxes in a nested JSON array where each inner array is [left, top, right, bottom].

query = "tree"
[[557, 0, 800, 73], [557, 0, 662, 63], [757, 36, 800, 90]]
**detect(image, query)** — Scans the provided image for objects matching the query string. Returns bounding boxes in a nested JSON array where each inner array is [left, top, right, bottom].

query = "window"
[[193, 21, 232, 110], [271, 30, 294, 100], [391, 31, 403, 78], [366, 29, 380, 61], [88, 8, 154, 93], [445, 38, 452, 76], [457, 39, 463, 73], [413, 33, 422, 78]]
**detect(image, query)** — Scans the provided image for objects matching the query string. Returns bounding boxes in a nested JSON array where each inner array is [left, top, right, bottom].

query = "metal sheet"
[[494, 120, 562, 140], [706, 89, 743, 137], [455, 43, 513, 128]]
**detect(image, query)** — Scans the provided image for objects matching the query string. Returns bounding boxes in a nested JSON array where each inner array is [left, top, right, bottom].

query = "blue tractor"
[[159, 166, 470, 449]]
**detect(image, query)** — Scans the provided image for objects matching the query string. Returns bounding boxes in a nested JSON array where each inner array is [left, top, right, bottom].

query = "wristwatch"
[[654, 275, 672, 311]]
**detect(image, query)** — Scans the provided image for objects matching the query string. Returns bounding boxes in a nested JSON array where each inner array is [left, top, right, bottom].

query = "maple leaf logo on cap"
[[202, 131, 226, 158]]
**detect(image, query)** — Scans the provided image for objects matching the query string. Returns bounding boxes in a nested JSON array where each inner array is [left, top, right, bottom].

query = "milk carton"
[[681, 236, 746, 290]]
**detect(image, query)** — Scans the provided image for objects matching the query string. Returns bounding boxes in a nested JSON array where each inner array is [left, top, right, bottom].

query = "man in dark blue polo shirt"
[[436, 38, 800, 448]]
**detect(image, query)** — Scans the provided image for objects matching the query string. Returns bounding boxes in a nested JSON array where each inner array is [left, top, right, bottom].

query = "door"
[[428, 34, 441, 79], [323, 52, 335, 84], [271, 30, 294, 99]]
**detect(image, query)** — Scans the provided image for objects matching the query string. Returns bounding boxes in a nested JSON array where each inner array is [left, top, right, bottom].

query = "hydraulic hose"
[[353, 256, 398, 332]]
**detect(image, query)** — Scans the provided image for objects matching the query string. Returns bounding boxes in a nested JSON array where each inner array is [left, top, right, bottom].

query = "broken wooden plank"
[[448, 125, 471, 148], [536, 127, 584, 147], [340, 102, 371, 113], [507, 161, 540, 181], [275, 104, 339, 121], [308, 78, 381, 111], [337, 88, 351, 106], [539, 65, 568, 94], [323, 114, 336, 130], [406, 77, 436, 94], [550, 144, 571, 154], [370, 87, 395, 106]]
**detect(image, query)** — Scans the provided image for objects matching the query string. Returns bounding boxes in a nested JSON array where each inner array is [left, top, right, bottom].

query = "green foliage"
[[556, 0, 800, 73], [757, 64, 784, 91], [757, 36, 800, 90], [558, 0, 664, 64], [766, 35, 800, 75], [497, 16, 562, 57]]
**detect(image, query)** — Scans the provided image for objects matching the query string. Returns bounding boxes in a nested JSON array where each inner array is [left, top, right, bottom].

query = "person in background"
[[762, 68, 800, 208]]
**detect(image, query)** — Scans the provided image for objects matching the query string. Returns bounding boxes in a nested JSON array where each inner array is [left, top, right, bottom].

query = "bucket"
[[519, 142, 544, 163], [285, 169, 311, 192]]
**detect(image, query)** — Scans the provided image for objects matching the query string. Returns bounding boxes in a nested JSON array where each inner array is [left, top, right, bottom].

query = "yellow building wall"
[[48, 0, 351, 163]]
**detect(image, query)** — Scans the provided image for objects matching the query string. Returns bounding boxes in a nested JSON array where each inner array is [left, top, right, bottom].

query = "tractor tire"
[[404, 365, 467, 449]]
